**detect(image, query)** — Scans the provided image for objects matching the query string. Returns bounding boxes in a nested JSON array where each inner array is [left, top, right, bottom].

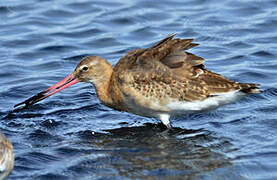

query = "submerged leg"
[[159, 114, 172, 129]]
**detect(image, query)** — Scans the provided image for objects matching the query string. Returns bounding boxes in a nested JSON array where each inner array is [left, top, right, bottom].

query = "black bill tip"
[[14, 91, 46, 109]]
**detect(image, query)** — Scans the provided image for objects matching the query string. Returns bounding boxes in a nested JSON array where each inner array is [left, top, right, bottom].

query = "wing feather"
[[113, 34, 260, 105]]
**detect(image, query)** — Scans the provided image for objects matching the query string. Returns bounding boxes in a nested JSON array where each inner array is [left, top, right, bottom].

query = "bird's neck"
[[92, 62, 114, 107]]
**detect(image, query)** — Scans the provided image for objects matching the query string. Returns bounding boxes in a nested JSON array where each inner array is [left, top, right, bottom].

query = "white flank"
[[123, 90, 246, 127], [166, 90, 245, 115]]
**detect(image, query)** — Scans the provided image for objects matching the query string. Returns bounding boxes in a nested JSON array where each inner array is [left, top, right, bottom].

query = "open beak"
[[14, 73, 79, 109]]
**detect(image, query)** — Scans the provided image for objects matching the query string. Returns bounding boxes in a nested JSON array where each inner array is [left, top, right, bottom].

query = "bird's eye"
[[81, 66, 89, 71]]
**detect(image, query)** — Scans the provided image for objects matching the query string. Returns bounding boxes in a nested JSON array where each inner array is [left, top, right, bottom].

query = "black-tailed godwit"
[[15, 34, 260, 128]]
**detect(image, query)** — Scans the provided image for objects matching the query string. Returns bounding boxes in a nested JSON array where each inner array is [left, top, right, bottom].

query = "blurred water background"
[[0, 0, 277, 179]]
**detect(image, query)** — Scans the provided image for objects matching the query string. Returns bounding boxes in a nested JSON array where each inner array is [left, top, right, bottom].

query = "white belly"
[[124, 90, 246, 119]]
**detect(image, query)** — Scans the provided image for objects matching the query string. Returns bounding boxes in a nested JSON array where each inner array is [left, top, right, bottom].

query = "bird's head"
[[14, 56, 112, 109]]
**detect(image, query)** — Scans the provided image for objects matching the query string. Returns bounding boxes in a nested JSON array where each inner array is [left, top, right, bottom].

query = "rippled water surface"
[[1, 0, 277, 179]]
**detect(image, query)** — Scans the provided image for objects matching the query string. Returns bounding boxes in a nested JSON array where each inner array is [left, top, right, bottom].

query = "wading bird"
[[15, 34, 260, 128], [0, 133, 14, 180]]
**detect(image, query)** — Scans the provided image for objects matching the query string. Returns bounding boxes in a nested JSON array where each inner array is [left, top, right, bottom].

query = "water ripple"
[[0, 0, 276, 179]]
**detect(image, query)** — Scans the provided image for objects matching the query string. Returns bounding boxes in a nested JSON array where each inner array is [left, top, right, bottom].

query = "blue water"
[[0, 0, 277, 179]]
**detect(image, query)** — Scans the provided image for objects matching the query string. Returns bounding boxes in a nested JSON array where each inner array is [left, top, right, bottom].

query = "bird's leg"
[[159, 114, 172, 129]]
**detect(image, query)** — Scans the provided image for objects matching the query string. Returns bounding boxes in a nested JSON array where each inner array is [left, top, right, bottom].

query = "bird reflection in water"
[[72, 124, 243, 179]]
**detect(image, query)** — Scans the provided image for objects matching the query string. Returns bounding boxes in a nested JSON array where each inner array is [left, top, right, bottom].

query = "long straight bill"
[[14, 73, 79, 109]]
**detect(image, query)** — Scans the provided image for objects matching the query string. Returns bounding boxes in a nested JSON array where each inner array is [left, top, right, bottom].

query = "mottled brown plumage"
[[112, 34, 259, 105], [15, 34, 260, 128], [0, 133, 14, 180]]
